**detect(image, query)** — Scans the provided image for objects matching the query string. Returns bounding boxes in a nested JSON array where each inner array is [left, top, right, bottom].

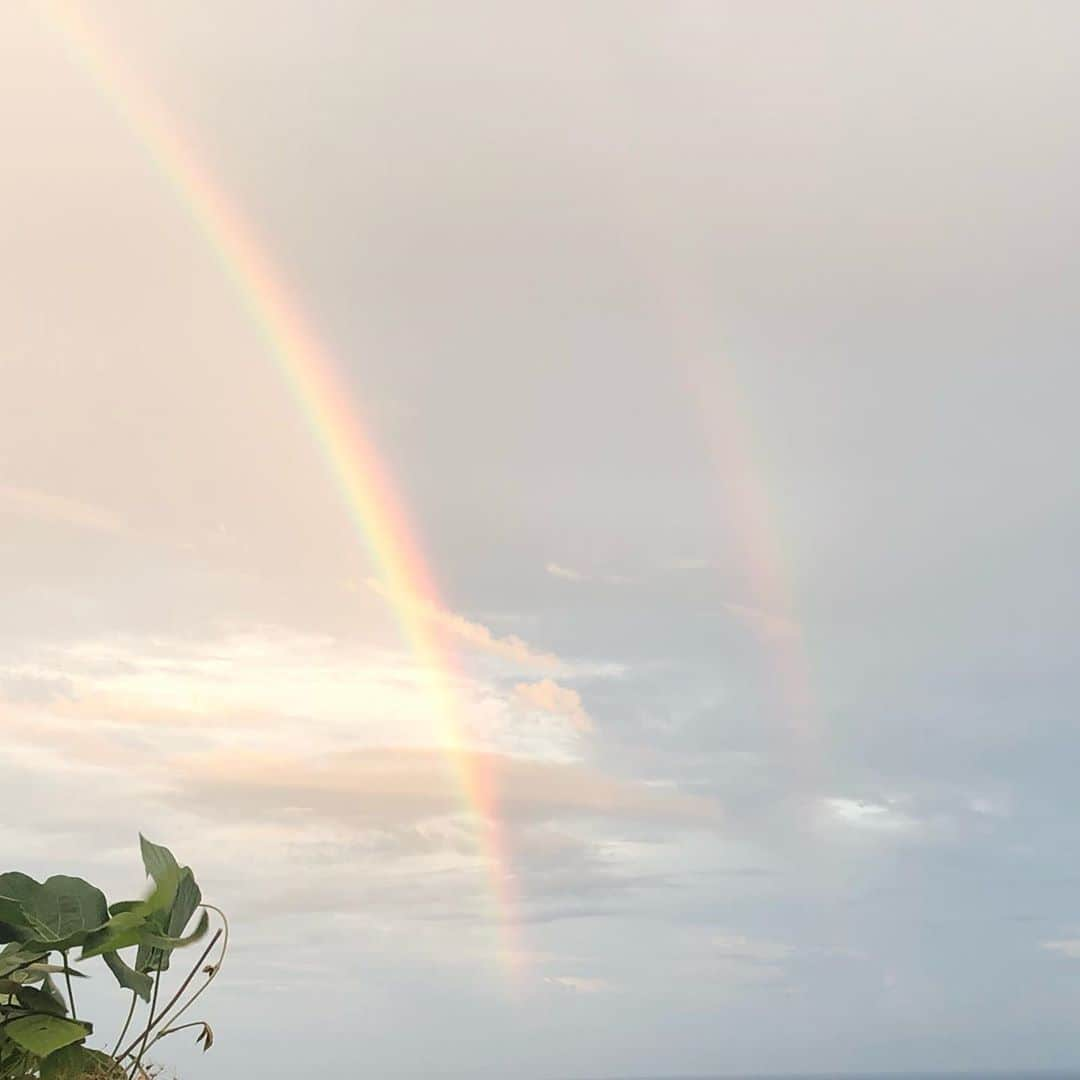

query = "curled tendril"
[[144, 905, 229, 1056]]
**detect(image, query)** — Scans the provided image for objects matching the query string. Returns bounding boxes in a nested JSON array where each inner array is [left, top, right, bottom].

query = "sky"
[[2, 2, 1080, 1078]]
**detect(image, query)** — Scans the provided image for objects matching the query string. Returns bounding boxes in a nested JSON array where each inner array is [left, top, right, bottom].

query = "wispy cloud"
[[172, 746, 718, 832], [712, 934, 794, 964], [545, 562, 636, 586], [366, 578, 561, 670], [0, 484, 128, 535]]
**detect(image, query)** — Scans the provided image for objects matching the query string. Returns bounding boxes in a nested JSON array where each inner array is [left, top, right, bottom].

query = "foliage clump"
[[0, 836, 226, 1079]]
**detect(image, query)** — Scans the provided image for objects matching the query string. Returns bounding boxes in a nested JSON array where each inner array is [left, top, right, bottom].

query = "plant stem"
[[60, 949, 76, 1020], [116, 929, 222, 1064], [111, 990, 138, 1059], [128, 959, 162, 1080]]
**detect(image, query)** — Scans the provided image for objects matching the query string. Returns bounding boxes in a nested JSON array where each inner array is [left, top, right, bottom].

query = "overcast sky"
[[3, 3, 1080, 1079]]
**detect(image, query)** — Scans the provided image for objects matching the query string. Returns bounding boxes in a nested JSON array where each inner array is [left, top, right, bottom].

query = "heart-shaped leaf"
[[0, 875, 109, 952]]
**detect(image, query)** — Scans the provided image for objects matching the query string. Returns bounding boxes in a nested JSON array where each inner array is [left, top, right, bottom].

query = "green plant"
[[0, 836, 227, 1080]]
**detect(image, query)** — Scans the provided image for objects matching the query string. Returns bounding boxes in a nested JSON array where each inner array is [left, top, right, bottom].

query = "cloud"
[[545, 562, 637, 586], [367, 578, 561, 670], [544, 975, 613, 993], [2, 628, 717, 935], [435, 610, 562, 671], [169, 746, 719, 832], [712, 934, 793, 964], [666, 559, 714, 571], [0, 484, 128, 535], [513, 679, 592, 732], [546, 562, 585, 582], [1, 672, 75, 704], [721, 602, 801, 641], [822, 796, 919, 832], [692, 934, 796, 987], [1042, 940, 1080, 959]]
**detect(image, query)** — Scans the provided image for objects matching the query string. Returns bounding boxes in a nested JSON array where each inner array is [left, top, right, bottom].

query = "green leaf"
[[137, 868, 203, 973], [0, 942, 46, 978], [133, 909, 167, 974], [40, 1044, 123, 1079], [13, 983, 67, 1016], [4, 1015, 90, 1057], [79, 910, 149, 961], [0, 881, 37, 943], [0, 875, 109, 952], [138, 836, 180, 913], [0, 920, 33, 945], [20, 962, 87, 982], [102, 951, 152, 1003], [138, 909, 209, 954], [106, 901, 142, 917], [168, 868, 202, 940], [0, 874, 40, 930]]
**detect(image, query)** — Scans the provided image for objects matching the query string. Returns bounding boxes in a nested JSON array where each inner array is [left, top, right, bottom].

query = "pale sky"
[[3, 3, 1080, 1079]]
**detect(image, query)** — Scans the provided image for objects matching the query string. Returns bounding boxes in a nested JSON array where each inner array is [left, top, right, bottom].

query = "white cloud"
[[546, 562, 585, 582], [822, 796, 918, 832], [545, 563, 636, 586], [366, 578, 561, 671], [512, 679, 592, 732], [969, 796, 1011, 818], [2, 628, 717, 936], [544, 975, 613, 993]]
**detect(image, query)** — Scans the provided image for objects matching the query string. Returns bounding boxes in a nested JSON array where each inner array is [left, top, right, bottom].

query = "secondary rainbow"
[[38, 0, 524, 972]]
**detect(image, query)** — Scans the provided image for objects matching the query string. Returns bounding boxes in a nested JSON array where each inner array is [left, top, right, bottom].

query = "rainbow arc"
[[40, 0, 523, 974]]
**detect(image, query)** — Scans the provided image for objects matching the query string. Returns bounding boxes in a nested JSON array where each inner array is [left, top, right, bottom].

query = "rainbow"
[[580, 32, 818, 762], [38, 0, 523, 973]]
